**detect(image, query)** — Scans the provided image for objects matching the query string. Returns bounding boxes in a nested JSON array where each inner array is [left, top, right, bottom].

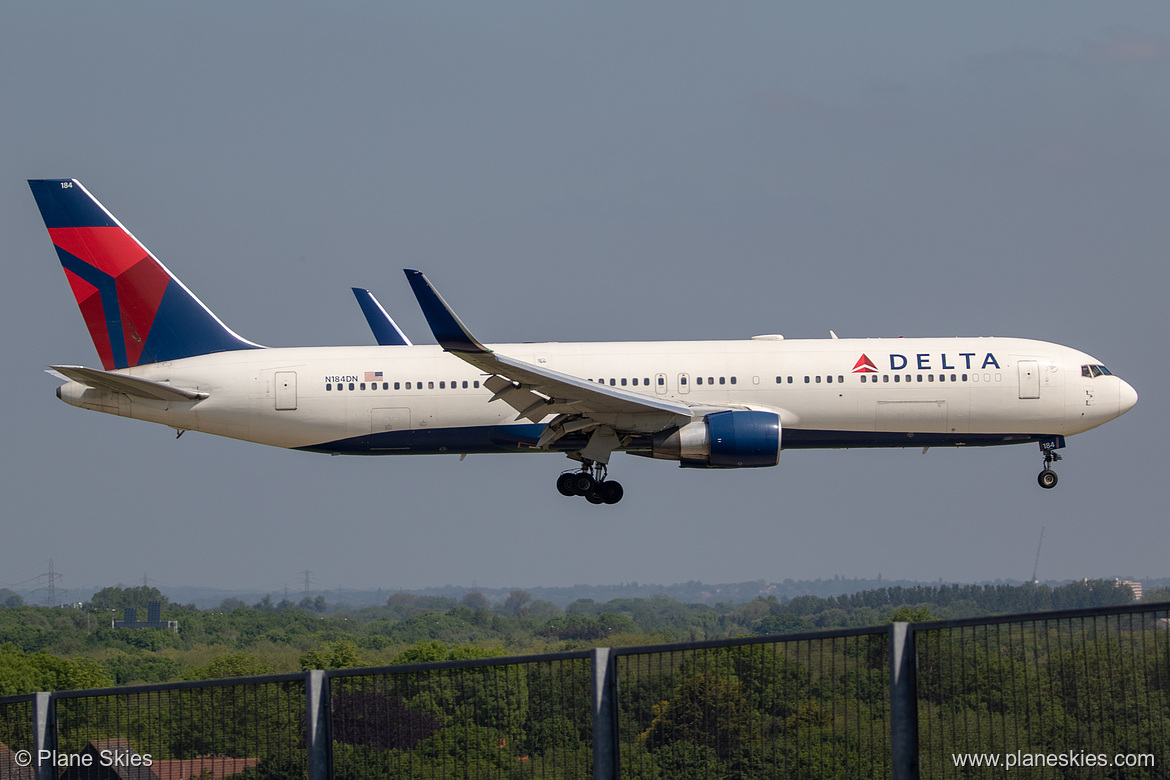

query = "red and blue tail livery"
[[28, 179, 260, 369]]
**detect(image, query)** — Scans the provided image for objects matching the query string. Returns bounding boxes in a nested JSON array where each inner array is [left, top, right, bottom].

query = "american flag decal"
[[365, 371, 383, 382]]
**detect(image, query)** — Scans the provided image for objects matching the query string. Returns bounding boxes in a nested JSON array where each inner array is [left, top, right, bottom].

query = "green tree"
[[503, 590, 533, 615], [538, 613, 638, 641], [392, 639, 449, 665], [641, 670, 761, 759], [652, 741, 728, 780], [86, 586, 169, 613], [414, 724, 514, 776], [183, 653, 274, 680], [754, 614, 813, 635], [300, 640, 361, 670], [461, 592, 491, 611], [391, 640, 501, 665], [102, 650, 183, 685], [0, 643, 113, 695], [886, 605, 936, 623], [1143, 586, 1170, 603]]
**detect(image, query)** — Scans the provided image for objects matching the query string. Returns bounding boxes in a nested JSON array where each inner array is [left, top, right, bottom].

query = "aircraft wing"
[[50, 365, 208, 402], [404, 270, 694, 426]]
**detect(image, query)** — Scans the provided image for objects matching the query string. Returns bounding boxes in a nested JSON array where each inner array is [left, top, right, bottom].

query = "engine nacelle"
[[650, 410, 781, 468]]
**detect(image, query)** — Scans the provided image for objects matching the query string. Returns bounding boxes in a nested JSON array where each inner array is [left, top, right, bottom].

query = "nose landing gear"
[[1037, 440, 1063, 489], [556, 461, 624, 504]]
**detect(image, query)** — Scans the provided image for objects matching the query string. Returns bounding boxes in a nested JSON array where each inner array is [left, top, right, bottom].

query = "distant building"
[[57, 738, 158, 780], [113, 601, 178, 633], [0, 742, 35, 780], [1117, 580, 1143, 601], [151, 755, 260, 780], [40, 738, 258, 780]]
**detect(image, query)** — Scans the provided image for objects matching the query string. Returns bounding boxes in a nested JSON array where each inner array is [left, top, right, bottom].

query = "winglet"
[[403, 270, 490, 354], [351, 287, 412, 346]]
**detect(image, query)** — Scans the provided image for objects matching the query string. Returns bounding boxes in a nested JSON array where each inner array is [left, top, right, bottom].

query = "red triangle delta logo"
[[852, 354, 877, 373]]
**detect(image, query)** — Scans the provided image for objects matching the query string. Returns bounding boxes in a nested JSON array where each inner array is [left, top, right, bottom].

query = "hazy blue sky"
[[2, 3, 1166, 599]]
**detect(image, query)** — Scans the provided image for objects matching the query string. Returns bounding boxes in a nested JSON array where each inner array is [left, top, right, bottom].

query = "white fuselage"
[[55, 336, 1136, 458]]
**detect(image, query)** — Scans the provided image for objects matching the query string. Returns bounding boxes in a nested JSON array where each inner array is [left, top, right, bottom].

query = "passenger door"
[[1018, 360, 1040, 399], [274, 371, 297, 410]]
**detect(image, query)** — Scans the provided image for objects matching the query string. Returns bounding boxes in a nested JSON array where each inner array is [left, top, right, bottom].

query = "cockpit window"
[[1081, 364, 1113, 378]]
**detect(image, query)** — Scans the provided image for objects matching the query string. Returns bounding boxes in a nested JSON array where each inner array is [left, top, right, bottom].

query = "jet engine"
[[649, 410, 781, 468]]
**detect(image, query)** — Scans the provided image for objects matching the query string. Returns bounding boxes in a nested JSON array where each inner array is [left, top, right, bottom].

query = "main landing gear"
[[556, 462, 624, 505], [1037, 447, 1062, 489]]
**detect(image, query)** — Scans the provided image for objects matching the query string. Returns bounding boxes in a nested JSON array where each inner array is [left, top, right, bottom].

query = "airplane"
[[30, 178, 1138, 505]]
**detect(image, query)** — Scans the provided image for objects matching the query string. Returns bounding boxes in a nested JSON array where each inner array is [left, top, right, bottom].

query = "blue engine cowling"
[[650, 410, 781, 468]]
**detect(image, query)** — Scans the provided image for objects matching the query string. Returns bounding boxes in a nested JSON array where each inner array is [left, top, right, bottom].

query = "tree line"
[[0, 579, 1158, 697]]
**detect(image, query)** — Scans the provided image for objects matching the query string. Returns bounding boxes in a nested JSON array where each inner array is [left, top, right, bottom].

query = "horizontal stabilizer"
[[50, 365, 208, 402]]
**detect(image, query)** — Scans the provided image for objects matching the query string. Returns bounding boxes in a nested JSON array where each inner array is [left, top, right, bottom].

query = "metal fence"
[[327, 651, 594, 780], [0, 697, 34, 779], [26, 674, 307, 779], [0, 601, 1165, 779], [613, 628, 891, 779], [914, 604, 1170, 779]]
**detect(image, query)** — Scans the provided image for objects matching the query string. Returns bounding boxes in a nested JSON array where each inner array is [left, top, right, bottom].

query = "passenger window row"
[[594, 377, 653, 387], [325, 380, 482, 392], [323, 368, 1009, 394], [773, 373, 991, 384], [773, 375, 848, 384], [594, 376, 737, 387], [861, 373, 969, 383]]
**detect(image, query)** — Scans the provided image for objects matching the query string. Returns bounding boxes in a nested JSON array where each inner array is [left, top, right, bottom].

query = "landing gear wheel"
[[556, 472, 577, 497], [599, 480, 624, 504], [571, 472, 596, 495], [559, 458, 624, 504], [1038, 469, 1058, 489]]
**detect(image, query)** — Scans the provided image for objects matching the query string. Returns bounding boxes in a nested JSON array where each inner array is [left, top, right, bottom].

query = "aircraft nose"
[[1119, 379, 1138, 416]]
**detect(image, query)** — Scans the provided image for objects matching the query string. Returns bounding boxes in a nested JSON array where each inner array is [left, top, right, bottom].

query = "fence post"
[[306, 670, 330, 780], [889, 622, 919, 780], [592, 647, 617, 780], [32, 692, 55, 780]]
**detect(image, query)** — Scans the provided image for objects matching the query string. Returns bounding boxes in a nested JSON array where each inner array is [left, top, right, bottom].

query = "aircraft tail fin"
[[28, 179, 262, 369]]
